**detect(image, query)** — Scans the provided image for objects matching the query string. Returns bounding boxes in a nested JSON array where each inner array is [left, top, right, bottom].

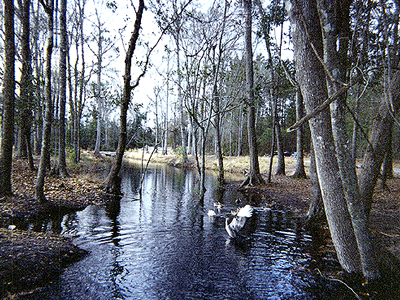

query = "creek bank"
[[0, 228, 87, 298], [0, 156, 113, 298]]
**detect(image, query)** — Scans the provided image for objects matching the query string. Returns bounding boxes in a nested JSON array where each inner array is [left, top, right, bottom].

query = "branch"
[[287, 84, 350, 132], [38, 0, 51, 14], [130, 0, 193, 91]]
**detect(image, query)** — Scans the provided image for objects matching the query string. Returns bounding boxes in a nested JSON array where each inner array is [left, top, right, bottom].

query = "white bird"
[[207, 209, 216, 217], [225, 205, 254, 239]]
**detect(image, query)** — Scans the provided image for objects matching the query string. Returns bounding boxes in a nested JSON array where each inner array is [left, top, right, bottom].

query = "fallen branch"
[[316, 269, 362, 300]]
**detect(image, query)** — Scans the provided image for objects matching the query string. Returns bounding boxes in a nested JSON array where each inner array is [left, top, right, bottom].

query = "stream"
[[20, 164, 343, 299]]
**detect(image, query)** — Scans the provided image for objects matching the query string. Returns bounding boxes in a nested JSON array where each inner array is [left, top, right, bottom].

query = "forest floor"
[[0, 149, 400, 298]]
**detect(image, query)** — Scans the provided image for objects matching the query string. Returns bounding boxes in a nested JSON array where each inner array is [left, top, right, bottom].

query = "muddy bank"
[[0, 157, 113, 298], [0, 228, 87, 298]]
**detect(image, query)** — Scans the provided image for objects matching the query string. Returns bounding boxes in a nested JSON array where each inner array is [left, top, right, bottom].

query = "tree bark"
[[36, 0, 54, 203], [275, 116, 285, 175], [241, 0, 265, 187], [292, 88, 307, 178], [288, 0, 362, 274], [18, 0, 35, 171], [102, 0, 144, 195], [267, 90, 276, 183], [381, 127, 394, 189], [212, 0, 229, 187], [76, 0, 86, 163], [0, 0, 15, 196], [304, 140, 324, 227], [58, 0, 68, 177], [319, 0, 380, 281], [359, 70, 400, 215]]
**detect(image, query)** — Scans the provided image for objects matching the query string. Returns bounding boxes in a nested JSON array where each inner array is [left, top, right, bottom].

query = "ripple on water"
[[22, 165, 325, 300]]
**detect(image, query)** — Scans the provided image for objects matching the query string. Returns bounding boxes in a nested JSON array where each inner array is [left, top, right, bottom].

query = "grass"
[[124, 148, 311, 177]]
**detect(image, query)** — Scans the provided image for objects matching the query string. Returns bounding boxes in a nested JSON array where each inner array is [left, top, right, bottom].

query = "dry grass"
[[124, 148, 311, 176]]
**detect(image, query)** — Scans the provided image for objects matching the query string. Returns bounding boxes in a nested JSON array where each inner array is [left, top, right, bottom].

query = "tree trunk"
[[292, 88, 306, 178], [237, 107, 244, 156], [288, 0, 362, 274], [0, 0, 15, 196], [102, 0, 144, 195], [304, 140, 324, 227], [58, 0, 68, 177], [267, 90, 276, 183], [212, 1, 229, 187], [381, 127, 394, 189], [275, 117, 285, 175], [319, 0, 380, 281], [175, 17, 188, 164], [76, 0, 86, 163], [18, 0, 35, 171], [36, 0, 54, 203], [163, 52, 170, 156], [241, 0, 265, 187], [359, 70, 400, 215]]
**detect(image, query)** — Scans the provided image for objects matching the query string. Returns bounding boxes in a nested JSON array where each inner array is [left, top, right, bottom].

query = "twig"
[[316, 269, 363, 300], [139, 142, 161, 196]]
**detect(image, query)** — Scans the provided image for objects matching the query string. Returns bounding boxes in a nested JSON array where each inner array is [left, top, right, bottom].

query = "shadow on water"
[[15, 164, 400, 300]]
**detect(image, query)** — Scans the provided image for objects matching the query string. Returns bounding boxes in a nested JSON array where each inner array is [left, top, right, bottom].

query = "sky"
[[81, 0, 293, 127]]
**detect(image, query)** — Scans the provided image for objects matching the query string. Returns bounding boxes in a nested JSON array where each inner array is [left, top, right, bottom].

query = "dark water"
[[21, 165, 343, 299]]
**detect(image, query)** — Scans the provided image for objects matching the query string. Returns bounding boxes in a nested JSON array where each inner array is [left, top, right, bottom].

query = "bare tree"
[[102, 0, 144, 194], [16, 0, 35, 171], [36, 0, 54, 203], [57, 0, 68, 177], [287, 0, 362, 275], [0, 0, 15, 196], [240, 0, 265, 187], [319, 0, 380, 281], [90, 0, 117, 157]]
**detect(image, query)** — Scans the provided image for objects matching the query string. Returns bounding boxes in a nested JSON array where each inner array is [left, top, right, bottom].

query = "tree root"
[[239, 173, 265, 189]]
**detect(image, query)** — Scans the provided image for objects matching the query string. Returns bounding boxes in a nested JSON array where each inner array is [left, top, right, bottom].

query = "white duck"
[[225, 204, 254, 239]]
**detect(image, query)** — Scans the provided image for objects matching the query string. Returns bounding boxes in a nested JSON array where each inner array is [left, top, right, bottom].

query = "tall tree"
[[358, 0, 400, 217], [91, 0, 117, 157], [171, 0, 188, 164], [57, 0, 68, 177], [287, 0, 363, 275], [36, 0, 55, 202], [0, 0, 15, 196], [102, 0, 144, 194], [76, 0, 88, 163], [319, 0, 380, 281], [17, 0, 35, 171], [241, 0, 265, 187], [210, 0, 230, 187]]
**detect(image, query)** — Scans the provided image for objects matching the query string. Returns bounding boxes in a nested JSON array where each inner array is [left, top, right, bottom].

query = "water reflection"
[[24, 164, 323, 299]]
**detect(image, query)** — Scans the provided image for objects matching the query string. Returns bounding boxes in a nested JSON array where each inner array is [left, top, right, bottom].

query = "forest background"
[[1, 0, 400, 287]]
